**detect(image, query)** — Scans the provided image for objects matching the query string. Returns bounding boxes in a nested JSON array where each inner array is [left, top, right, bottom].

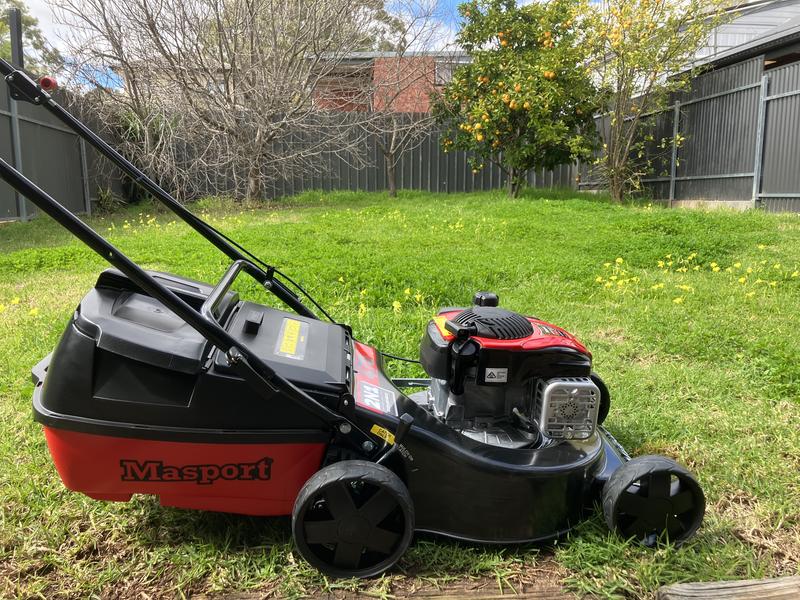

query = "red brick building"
[[313, 51, 470, 114]]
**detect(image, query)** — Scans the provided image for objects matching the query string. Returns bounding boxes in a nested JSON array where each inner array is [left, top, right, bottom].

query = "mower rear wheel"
[[602, 455, 704, 547], [292, 460, 414, 578]]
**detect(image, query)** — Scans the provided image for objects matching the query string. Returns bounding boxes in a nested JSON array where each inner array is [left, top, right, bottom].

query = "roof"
[[698, 14, 800, 68]]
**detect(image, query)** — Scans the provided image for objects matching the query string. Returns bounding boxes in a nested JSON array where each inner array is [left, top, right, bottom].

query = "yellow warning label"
[[433, 315, 451, 337], [279, 319, 302, 356], [370, 424, 395, 445]]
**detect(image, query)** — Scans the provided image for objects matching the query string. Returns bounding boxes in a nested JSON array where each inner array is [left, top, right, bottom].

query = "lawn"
[[0, 189, 798, 599]]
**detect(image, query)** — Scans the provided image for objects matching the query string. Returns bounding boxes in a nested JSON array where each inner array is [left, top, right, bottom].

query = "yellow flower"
[[734, 262, 741, 268], [11, 297, 20, 305], [710, 262, 718, 268], [769, 281, 777, 287], [757, 244, 766, 250], [651, 283, 664, 290], [595, 276, 604, 283], [404, 287, 411, 295], [358, 303, 367, 317], [792, 271, 799, 278], [414, 293, 423, 302], [773, 263, 781, 270], [29, 308, 39, 316], [746, 267, 753, 274], [673, 297, 684, 304], [360, 288, 367, 297], [338, 276, 345, 283], [604, 282, 612, 288], [0, 304, 5, 313], [665, 254, 672, 259], [604, 262, 612, 268], [677, 267, 687, 273], [693, 265, 700, 271], [610, 275, 617, 281], [657, 260, 665, 268], [712, 266, 720, 272], [738, 277, 747, 284], [392, 300, 402, 313], [615, 257, 624, 264]]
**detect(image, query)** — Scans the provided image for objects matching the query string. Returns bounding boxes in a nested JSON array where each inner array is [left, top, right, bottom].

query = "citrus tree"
[[589, 0, 731, 201], [434, 0, 598, 197]]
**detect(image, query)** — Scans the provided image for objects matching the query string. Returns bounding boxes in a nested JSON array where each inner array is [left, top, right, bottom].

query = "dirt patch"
[[715, 490, 800, 575]]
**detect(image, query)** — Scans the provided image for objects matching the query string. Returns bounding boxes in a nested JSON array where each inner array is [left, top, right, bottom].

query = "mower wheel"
[[292, 460, 414, 578], [602, 455, 704, 547]]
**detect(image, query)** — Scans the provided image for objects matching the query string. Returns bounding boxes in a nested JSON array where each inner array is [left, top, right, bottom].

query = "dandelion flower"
[[404, 287, 411, 296], [712, 266, 720, 272], [710, 262, 718, 268], [615, 257, 624, 264], [673, 297, 684, 304], [657, 260, 665, 268], [604, 282, 612, 288], [392, 300, 402, 313], [747, 267, 753, 274], [604, 262, 611, 268], [769, 281, 777, 287], [595, 276, 604, 283], [10, 297, 20, 305], [29, 308, 39, 316], [738, 277, 746, 284], [734, 262, 741, 268]]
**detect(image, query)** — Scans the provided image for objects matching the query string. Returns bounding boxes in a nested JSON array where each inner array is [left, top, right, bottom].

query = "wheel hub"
[[338, 515, 371, 544]]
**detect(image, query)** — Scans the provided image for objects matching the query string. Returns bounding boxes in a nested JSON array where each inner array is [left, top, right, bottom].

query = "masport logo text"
[[120, 457, 273, 485]]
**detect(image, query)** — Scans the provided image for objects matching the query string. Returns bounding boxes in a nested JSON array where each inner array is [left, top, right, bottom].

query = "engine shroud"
[[418, 304, 601, 448]]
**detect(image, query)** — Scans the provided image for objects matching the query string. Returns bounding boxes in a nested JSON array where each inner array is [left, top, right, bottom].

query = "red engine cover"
[[434, 311, 590, 355]]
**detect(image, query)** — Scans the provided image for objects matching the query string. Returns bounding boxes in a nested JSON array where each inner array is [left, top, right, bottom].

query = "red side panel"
[[43, 428, 326, 516]]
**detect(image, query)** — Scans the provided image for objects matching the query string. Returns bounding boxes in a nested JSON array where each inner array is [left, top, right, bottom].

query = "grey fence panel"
[[0, 114, 15, 218], [677, 87, 759, 179], [760, 61, 800, 213], [18, 120, 86, 214]]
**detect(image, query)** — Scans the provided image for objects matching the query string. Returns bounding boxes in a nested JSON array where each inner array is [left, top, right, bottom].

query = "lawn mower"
[[0, 59, 705, 578]]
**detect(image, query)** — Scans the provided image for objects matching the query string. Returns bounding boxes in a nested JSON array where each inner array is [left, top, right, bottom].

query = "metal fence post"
[[751, 74, 769, 209], [668, 100, 681, 208], [79, 138, 92, 215], [8, 7, 27, 220]]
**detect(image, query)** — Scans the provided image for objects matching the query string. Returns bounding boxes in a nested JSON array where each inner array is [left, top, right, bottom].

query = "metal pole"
[[8, 7, 27, 220], [752, 74, 769, 209], [79, 138, 91, 215], [668, 101, 681, 208]]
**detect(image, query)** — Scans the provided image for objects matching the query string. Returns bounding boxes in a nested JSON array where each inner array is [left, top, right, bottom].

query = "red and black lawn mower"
[[1, 61, 705, 578]]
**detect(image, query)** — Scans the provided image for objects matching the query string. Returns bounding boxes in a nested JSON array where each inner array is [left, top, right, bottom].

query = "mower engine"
[[418, 292, 607, 449]]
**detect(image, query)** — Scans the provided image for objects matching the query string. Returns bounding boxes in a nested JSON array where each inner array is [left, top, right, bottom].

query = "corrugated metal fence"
[[582, 55, 800, 213], [0, 83, 91, 220]]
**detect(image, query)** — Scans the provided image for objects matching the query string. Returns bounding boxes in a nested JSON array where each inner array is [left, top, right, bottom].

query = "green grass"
[[1, 189, 798, 598]]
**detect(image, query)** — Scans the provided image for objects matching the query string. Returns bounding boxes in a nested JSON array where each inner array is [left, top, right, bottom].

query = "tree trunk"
[[386, 154, 397, 198]]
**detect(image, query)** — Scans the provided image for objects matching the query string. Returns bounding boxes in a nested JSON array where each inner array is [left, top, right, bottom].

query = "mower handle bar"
[[201, 259, 264, 323], [0, 62, 379, 458], [0, 58, 317, 321]]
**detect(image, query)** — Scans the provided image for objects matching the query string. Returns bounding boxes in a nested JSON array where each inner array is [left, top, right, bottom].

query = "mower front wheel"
[[602, 455, 705, 547], [292, 460, 414, 578]]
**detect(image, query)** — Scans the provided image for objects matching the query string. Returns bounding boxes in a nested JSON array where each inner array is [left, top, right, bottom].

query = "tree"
[[53, 0, 402, 200], [589, 0, 731, 201], [0, 0, 62, 72], [434, 0, 598, 197], [359, 0, 450, 197]]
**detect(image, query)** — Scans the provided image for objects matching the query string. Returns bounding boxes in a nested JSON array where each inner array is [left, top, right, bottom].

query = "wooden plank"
[[657, 576, 800, 600]]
